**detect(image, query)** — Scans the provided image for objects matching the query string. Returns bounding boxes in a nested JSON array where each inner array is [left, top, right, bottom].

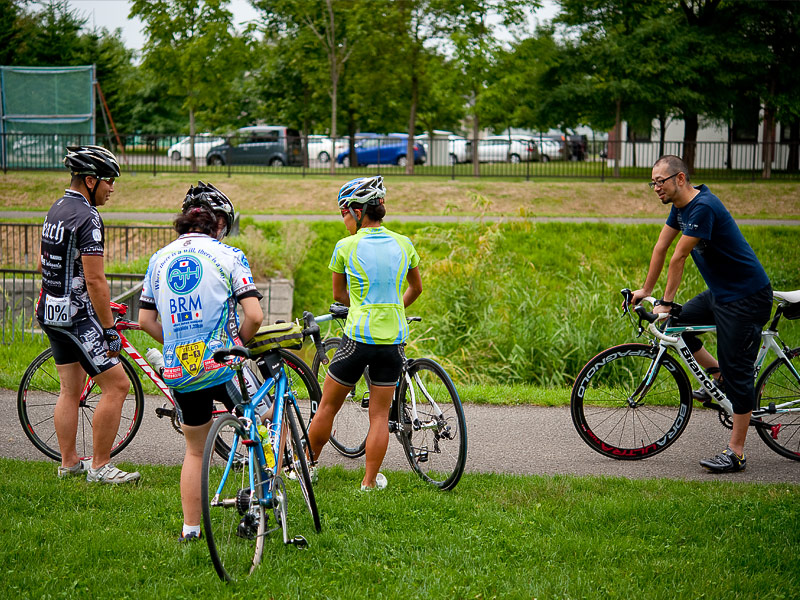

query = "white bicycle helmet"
[[182, 181, 235, 237], [337, 176, 386, 209]]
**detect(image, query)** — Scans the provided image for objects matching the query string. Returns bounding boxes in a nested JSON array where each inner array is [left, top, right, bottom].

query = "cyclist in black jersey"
[[36, 145, 140, 484]]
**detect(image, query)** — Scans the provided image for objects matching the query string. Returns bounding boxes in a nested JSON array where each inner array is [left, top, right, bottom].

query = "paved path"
[[2, 389, 797, 484], [1, 211, 798, 227]]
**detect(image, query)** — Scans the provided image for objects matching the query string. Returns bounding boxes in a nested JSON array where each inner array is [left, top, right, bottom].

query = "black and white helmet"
[[182, 181, 235, 237], [337, 176, 386, 209], [63, 145, 120, 178]]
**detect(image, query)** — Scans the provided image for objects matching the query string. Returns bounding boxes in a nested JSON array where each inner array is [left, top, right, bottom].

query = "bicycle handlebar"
[[317, 303, 421, 325], [620, 288, 678, 343], [302, 311, 328, 365]]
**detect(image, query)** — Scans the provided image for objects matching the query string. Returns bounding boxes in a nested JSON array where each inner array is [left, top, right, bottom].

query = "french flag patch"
[[242, 276, 253, 285]]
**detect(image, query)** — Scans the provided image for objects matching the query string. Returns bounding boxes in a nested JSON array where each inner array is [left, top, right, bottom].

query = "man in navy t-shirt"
[[632, 155, 772, 473]]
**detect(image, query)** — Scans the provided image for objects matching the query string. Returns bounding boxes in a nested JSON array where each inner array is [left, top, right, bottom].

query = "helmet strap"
[[349, 207, 364, 230], [83, 175, 98, 207]]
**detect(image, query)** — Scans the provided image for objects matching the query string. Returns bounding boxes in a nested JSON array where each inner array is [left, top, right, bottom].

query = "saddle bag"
[[782, 302, 800, 320], [247, 320, 304, 354]]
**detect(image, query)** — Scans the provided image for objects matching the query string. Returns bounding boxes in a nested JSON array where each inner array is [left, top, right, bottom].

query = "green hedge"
[[284, 220, 800, 387]]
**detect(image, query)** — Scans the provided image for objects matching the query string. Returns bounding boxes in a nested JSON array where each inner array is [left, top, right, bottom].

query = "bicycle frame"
[[314, 311, 446, 431], [213, 358, 292, 515], [641, 302, 800, 421]]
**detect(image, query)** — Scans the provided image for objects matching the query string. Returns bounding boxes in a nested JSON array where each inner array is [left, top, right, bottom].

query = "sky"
[[62, 0, 559, 53]]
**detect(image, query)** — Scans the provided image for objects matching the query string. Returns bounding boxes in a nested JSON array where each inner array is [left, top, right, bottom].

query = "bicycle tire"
[[17, 348, 144, 461], [285, 405, 321, 532], [310, 337, 369, 458], [570, 343, 692, 460], [396, 357, 467, 490], [202, 413, 266, 582], [755, 347, 800, 461]]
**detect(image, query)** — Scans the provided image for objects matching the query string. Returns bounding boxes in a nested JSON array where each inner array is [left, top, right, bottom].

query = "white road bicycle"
[[571, 288, 800, 461]]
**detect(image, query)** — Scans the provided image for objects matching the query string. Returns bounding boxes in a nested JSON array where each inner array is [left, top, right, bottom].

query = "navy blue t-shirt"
[[666, 185, 769, 304]]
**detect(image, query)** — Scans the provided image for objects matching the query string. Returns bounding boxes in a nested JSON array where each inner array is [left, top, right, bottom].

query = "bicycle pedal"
[[289, 535, 308, 549], [154, 406, 175, 418], [415, 449, 429, 463]]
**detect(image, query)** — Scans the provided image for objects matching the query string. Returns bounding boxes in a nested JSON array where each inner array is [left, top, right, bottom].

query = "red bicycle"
[[17, 301, 319, 462]]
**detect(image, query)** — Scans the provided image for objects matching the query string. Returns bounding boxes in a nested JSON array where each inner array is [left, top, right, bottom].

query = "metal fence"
[[0, 269, 144, 344], [2, 132, 798, 180], [0, 223, 175, 269]]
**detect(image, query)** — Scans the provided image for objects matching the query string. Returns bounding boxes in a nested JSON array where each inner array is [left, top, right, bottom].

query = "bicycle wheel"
[[17, 348, 144, 461], [202, 414, 267, 582], [755, 348, 800, 461], [311, 337, 369, 458], [570, 343, 692, 460], [284, 405, 321, 532], [396, 357, 467, 490]]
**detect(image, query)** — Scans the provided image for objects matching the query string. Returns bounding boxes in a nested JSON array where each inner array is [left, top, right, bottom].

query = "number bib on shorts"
[[43, 294, 73, 326]]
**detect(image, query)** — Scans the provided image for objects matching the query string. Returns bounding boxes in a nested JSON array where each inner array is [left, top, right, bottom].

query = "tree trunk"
[[762, 105, 775, 179], [189, 107, 197, 173], [682, 112, 698, 176], [613, 98, 621, 178], [787, 121, 799, 173], [406, 72, 418, 175], [471, 114, 480, 176], [726, 120, 733, 170], [658, 114, 666, 157]]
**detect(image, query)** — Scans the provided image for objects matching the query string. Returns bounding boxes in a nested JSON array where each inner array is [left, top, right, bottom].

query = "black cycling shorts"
[[172, 379, 242, 427], [327, 335, 405, 388], [41, 319, 120, 377]]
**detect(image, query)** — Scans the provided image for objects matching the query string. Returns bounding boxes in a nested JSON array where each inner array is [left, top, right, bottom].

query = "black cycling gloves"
[[103, 327, 122, 353]]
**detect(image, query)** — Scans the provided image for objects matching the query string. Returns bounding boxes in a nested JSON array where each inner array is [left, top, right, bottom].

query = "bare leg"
[[362, 384, 394, 489], [728, 413, 750, 456], [693, 347, 720, 378], [89, 363, 131, 469], [180, 421, 213, 527], [54, 362, 90, 468], [307, 374, 350, 460]]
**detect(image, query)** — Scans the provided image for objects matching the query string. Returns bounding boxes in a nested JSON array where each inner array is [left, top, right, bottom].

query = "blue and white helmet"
[[337, 176, 386, 210]]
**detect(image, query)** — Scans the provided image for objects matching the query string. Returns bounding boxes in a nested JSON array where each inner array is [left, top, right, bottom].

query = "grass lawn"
[[2, 171, 799, 220], [1, 458, 797, 599]]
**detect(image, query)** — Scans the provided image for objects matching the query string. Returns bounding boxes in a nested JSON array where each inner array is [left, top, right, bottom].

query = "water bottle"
[[257, 423, 276, 469], [145, 347, 164, 372]]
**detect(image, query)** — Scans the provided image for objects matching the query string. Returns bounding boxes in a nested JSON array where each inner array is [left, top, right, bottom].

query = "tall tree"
[[433, 0, 538, 175], [253, 0, 354, 173], [130, 0, 249, 170]]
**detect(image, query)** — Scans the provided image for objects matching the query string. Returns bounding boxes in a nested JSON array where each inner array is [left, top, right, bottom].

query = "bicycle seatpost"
[[213, 346, 253, 403]]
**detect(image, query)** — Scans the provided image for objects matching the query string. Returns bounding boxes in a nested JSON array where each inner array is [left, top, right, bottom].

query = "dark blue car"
[[336, 135, 426, 167]]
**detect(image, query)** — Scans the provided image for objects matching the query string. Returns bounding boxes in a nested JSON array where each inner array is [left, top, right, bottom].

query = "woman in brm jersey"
[[138, 182, 263, 541], [307, 176, 423, 491]]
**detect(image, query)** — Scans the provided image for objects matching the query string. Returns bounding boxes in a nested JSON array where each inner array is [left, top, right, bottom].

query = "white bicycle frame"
[[640, 296, 800, 418]]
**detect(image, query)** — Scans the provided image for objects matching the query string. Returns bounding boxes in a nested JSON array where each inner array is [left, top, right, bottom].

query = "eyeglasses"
[[97, 176, 115, 185], [648, 172, 679, 189], [340, 209, 350, 217]]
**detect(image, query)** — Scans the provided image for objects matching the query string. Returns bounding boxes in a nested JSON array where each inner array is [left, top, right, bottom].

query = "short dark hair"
[[654, 155, 690, 183], [174, 206, 218, 236]]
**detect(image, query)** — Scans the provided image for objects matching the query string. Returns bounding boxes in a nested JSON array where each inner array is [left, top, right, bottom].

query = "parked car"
[[465, 136, 539, 163], [415, 131, 469, 165], [528, 137, 566, 162], [336, 136, 426, 167], [304, 134, 336, 163], [167, 133, 224, 161], [206, 125, 302, 167]]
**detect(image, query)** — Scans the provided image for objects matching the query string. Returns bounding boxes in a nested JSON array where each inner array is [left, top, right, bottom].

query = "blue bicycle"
[[201, 311, 324, 582]]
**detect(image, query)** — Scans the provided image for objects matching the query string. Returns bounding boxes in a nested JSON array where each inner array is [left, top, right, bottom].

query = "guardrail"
[[2, 132, 798, 180], [0, 223, 175, 270], [0, 270, 144, 344]]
